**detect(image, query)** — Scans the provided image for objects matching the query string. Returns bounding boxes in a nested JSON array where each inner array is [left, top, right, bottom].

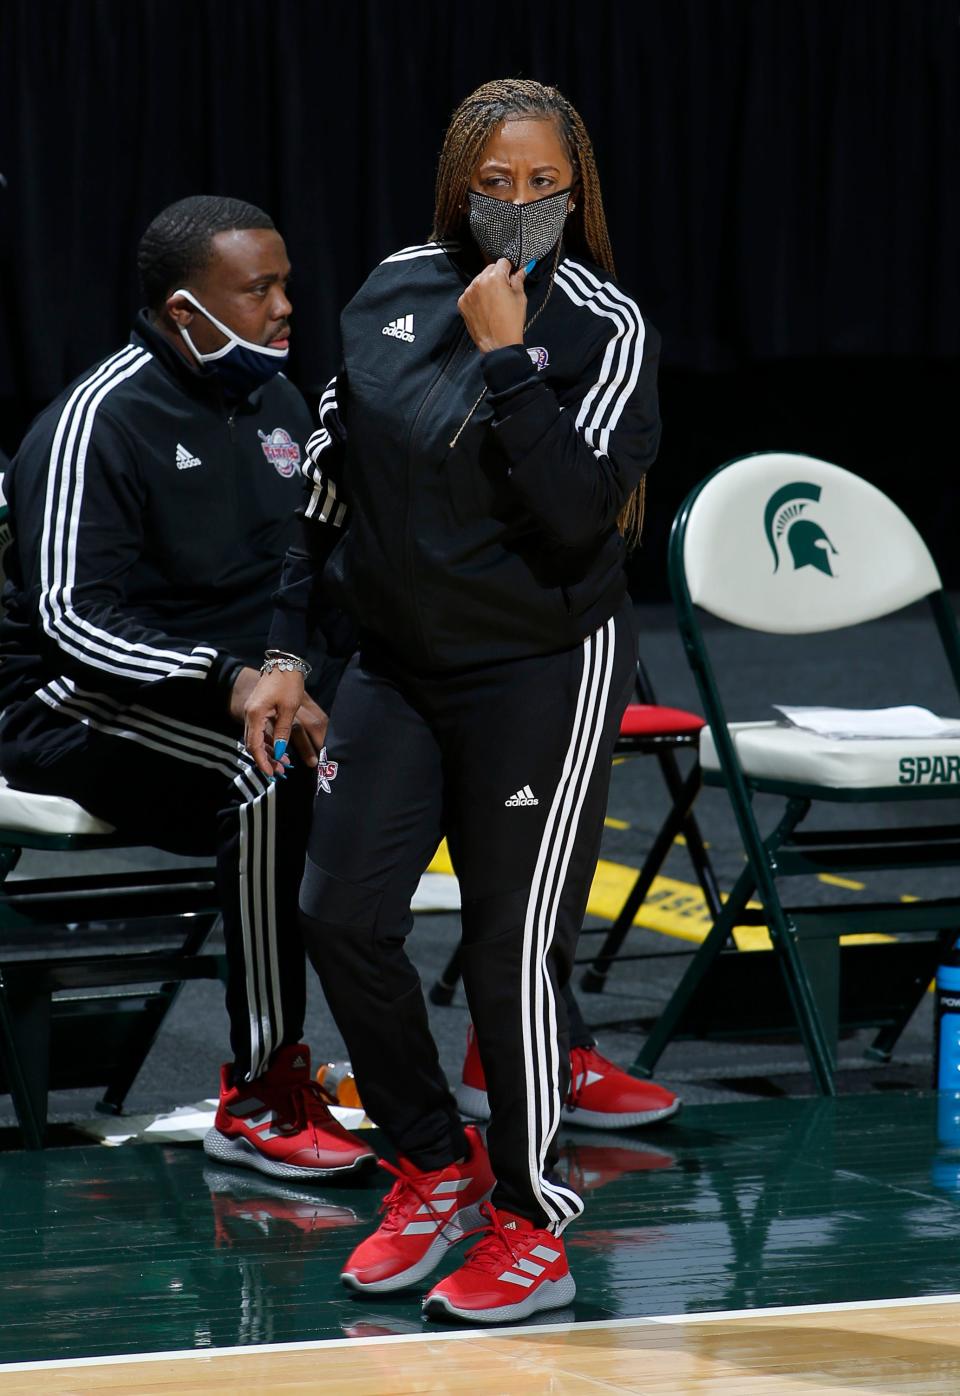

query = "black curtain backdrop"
[[0, 0, 957, 594]]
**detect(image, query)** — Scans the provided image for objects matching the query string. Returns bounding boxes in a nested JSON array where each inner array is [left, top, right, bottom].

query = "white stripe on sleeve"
[[555, 261, 646, 457], [38, 348, 217, 682]]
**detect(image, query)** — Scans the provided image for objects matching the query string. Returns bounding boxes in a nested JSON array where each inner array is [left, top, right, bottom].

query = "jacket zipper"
[[403, 324, 471, 661], [225, 405, 241, 525]]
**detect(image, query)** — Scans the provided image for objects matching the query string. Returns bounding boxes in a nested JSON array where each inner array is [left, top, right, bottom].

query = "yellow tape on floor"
[[427, 841, 892, 953]]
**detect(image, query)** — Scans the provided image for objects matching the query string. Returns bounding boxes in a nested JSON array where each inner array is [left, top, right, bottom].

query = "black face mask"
[[173, 289, 288, 394], [467, 187, 572, 269]]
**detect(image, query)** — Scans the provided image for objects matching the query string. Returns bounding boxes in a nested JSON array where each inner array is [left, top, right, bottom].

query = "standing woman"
[[246, 78, 661, 1323]]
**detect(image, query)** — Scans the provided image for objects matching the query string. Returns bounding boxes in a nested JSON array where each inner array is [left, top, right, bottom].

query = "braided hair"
[[137, 195, 275, 311], [431, 78, 645, 544]]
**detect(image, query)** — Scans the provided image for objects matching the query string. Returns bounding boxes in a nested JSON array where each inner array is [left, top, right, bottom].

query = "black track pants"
[[0, 683, 314, 1082], [299, 604, 635, 1232]]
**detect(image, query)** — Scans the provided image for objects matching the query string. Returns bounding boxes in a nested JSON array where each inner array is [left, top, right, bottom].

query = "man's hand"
[[457, 258, 527, 353]]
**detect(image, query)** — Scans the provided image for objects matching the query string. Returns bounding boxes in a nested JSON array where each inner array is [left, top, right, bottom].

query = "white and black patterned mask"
[[467, 187, 572, 269]]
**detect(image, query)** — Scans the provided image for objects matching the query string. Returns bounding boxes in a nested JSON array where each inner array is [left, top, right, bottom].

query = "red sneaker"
[[565, 1046, 680, 1129], [341, 1125, 493, 1294], [455, 1026, 492, 1121], [203, 1044, 376, 1180], [456, 1027, 680, 1130], [423, 1202, 576, 1323]]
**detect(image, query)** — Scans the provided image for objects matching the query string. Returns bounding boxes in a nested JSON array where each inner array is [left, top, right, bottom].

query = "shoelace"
[[285, 1080, 338, 1159], [375, 1159, 462, 1241], [457, 1200, 523, 1274]]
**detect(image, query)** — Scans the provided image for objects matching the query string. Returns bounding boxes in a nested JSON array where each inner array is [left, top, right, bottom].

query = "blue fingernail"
[[268, 775, 276, 783], [273, 739, 287, 760], [524, 258, 537, 274]]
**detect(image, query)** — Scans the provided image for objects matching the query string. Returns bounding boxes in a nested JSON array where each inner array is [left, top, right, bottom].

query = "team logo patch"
[[258, 427, 302, 477], [526, 346, 549, 372], [764, 481, 838, 577], [316, 747, 339, 795]]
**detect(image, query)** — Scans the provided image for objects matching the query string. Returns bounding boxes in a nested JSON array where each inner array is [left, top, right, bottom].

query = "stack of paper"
[[773, 705, 960, 740]]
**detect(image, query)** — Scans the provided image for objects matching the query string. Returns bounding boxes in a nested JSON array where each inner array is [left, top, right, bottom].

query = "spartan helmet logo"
[[764, 482, 838, 577]]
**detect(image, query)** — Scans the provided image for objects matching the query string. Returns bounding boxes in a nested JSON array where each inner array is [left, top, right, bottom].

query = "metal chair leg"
[[632, 861, 757, 1077], [97, 913, 220, 1115], [0, 974, 49, 1149], [865, 929, 954, 1063], [582, 765, 701, 993], [767, 912, 838, 1096], [745, 800, 838, 1097], [429, 942, 464, 1006]]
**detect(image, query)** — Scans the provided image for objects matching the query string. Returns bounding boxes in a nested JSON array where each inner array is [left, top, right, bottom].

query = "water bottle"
[[315, 1060, 363, 1110], [934, 945, 960, 1157]]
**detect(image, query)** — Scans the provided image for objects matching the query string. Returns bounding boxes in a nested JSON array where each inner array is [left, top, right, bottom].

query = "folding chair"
[[0, 503, 226, 1148], [428, 658, 723, 1006], [634, 451, 960, 1095], [578, 657, 723, 992]]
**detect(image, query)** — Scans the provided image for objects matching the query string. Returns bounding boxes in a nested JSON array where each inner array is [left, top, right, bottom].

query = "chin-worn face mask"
[[173, 288, 288, 394], [468, 186, 572, 270]]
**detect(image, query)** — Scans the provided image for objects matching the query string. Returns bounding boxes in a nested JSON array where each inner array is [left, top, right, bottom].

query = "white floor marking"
[[3, 1292, 959, 1372]]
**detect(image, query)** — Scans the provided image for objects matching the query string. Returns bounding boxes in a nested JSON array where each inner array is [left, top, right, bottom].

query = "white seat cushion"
[[0, 775, 115, 836], [700, 721, 960, 790]]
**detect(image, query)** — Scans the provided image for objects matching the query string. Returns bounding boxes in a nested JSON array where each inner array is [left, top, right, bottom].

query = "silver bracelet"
[[261, 649, 312, 678]]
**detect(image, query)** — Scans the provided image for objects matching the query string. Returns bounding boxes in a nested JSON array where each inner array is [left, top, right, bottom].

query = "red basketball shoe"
[[341, 1125, 494, 1294], [203, 1043, 375, 1180], [456, 1027, 680, 1130], [423, 1201, 576, 1323]]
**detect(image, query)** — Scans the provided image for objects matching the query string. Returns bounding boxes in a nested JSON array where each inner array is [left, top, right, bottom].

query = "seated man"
[[0, 195, 371, 1180]]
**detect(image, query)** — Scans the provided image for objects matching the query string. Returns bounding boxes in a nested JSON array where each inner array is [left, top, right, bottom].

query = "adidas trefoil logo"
[[176, 442, 202, 470], [505, 784, 539, 808], [382, 313, 416, 342]]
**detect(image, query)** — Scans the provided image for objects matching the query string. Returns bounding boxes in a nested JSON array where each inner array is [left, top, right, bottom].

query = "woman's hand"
[[457, 258, 527, 353], [243, 668, 305, 778]]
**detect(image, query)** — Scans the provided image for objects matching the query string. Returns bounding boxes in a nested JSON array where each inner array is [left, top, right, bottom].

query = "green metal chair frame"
[[634, 451, 960, 1094]]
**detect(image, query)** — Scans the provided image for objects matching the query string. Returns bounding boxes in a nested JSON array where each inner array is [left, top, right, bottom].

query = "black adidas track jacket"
[[0, 313, 314, 712], [270, 240, 661, 672]]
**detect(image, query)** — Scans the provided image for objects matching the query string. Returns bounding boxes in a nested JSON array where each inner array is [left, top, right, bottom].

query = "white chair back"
[[681, 452, 941, 634]]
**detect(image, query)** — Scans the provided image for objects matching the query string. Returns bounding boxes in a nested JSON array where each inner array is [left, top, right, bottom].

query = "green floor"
[[2, 1093, 959, 1366]]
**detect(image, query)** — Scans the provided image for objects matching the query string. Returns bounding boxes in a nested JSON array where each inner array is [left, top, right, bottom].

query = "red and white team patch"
[[257, 427, 302, 477], [316, 747, 339, 795]]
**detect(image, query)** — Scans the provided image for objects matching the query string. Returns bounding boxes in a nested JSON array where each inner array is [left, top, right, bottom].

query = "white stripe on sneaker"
[[516, 1258, 546, 1276]]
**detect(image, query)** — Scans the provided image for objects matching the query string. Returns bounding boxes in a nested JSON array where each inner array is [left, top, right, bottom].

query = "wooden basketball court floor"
[[1, 1093, 959, 1393]]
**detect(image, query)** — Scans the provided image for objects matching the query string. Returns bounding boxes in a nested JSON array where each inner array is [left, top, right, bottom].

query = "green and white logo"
[[764, 482, 838, 577]]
